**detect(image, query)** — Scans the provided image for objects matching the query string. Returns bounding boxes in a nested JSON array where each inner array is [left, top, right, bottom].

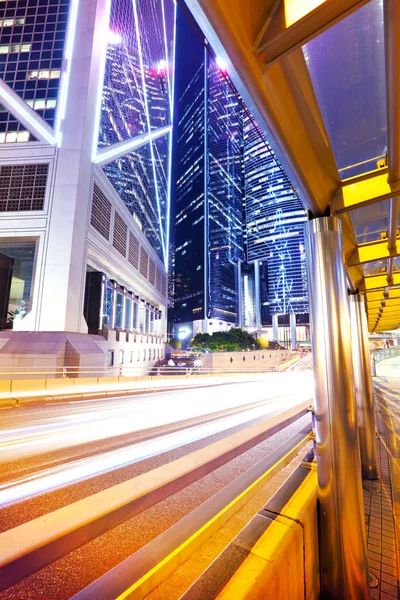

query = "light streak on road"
[[0, 374, 314, 462], [0, 389, 312, 507]]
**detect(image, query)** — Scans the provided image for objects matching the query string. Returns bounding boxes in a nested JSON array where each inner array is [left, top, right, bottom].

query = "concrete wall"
[[219, 470, 319, 600], [0, 330, 165, 378], [200, 349, 291, 369]]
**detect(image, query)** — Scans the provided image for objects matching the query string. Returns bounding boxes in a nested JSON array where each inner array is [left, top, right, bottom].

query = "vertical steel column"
[[272, 314, 278, 341], [237, 259, 243, 327], [349, 294, 379, 480], [305, 217, 370, 600], [254, 260, 261, 329], [290, 312, 297, 351]]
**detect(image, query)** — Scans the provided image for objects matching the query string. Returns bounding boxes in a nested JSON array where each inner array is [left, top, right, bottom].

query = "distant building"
[[243, 113, 309, 329], [173, 15, 244, 336], [172, 12, 309, 344]]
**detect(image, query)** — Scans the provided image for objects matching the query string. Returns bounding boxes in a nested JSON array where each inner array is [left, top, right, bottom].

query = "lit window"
[[47, 99, 57, 109], [38, 71, 50, 80], [28, 71, 38, 80], [50, 70, 61, 79], [10, 44, 20, 52], [0, 46, 9, 54], [17, 131, 29, 142], [34, 100, 46, 110], [20, 44, 31, 52], [27, 69, 60, 81], [5, 132, 17, 143], [0, 133, 5, 143]]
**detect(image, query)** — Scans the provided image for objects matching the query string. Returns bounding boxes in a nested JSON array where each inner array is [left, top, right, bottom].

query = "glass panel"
[[350, 199, 389, 244], [303, 0, 387, 179], [133, 301, 139, 329], [0, 0, 69, 129], [103, 143, 165, 262], [394, 256, 400, 270], [363, 259, 387, 277], [115, 292, 123, 328], [103, 285, 114, 325], [0, 242, 35, 327], [125, 297, 132, 329]]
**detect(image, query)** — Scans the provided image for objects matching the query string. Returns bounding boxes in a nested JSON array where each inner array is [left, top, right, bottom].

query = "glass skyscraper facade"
[[0, 0, 69, 142], [243, 114, 309, 319], [97, 0, 175, 265], [173, 24, 244, 327]]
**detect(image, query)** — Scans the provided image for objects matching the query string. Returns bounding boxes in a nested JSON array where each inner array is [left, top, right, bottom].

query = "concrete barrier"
[[217, 468, 319, 600], [0, 371, 285, 407]]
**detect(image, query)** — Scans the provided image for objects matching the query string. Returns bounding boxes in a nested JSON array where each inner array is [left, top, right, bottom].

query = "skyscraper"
[[172, 12, 309, 342], [173, 20, 244, 335], [0, 0, 175, 371], [243, 113, 309, 329]]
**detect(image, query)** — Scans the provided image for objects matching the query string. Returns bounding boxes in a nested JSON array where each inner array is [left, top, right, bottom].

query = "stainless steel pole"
[[349, 294, 379, 480], [305, 217, 370, 600], [290, 312, 297, 351]]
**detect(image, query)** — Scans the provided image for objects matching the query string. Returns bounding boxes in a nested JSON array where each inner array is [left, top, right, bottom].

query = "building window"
[[91, 184, 111, 239], [107, 350, 114, 366], [115, 292, 123, 328], [143, 349, 146, 362], [0, 164, 48, 212], [0, 43, 31, 53], [119, 350, 124, 364], [133, 302, 139, 330], [130, 350, 133, 363], [0, 242, 36, 330], [102, 284, 114, 326], [125, 297, 132, 330], [27, 69, 61, 81], [113, 211, 127, 256]]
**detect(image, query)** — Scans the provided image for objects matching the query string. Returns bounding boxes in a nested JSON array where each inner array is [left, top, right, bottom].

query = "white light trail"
[[0, 391, 310, 507]]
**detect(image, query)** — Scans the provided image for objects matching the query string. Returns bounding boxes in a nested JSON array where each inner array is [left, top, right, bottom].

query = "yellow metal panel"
[[285, 0, 327, 26], [367, 300, 384, 309], [353, 239, 400, 265], [335, 170, 394, 212], [366, 291, 386, 302], [364, 272, 400, 291]]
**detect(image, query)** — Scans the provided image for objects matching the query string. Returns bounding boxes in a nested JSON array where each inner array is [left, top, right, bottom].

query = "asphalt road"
[[0, 372, 313, 599]]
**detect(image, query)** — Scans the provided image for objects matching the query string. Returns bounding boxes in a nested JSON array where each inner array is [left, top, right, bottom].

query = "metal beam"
[[364, 272, 400, 291], [255, 0, 370, 66], [186, 0, 340, 216], [349, 238, 400, 266], [332, 169, 400, 214]]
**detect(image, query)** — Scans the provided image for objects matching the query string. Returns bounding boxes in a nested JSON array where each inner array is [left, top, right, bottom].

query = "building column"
[[289, 312, 297, 351], [254, 260, 261, 329], [272, 313, 278, 341], [237, 259, 243, 327], [305, 216, 369, 599], [349, 293, 379, 480], [38, 0, 110, 332]]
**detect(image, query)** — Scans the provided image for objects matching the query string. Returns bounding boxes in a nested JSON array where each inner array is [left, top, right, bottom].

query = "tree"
[[168, 338, 182, 350], [189, 328, 256, 352]]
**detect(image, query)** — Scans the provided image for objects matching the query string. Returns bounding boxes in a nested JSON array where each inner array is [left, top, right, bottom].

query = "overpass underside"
[[184, 1, 400, 597]]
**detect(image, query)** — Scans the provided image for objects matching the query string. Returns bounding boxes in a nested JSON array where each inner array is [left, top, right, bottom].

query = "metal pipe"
[[304, 216, 370, 599], [272, 313, 278, 341], [349, 294, 379, 480], [290, 312, 297, 351]]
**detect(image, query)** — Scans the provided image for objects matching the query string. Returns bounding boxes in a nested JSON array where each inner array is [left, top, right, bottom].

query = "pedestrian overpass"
[[184, 1, 400, 597]]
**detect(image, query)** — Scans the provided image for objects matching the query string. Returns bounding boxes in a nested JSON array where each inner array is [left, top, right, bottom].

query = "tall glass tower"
[[243, 113, 309, 329], [173, 9, 244, 334]]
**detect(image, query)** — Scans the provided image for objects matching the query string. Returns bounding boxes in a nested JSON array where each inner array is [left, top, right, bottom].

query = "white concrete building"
[[0, 0, 175, 375]]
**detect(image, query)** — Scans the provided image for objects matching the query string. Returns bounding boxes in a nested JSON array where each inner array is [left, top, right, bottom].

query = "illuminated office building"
[[0, 0, 175, 371], [243, 113, 309, 332], [173, 15, 244, 334]]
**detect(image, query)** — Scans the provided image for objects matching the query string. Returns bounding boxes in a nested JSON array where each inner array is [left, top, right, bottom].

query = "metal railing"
[[374, 346, 400, 363]]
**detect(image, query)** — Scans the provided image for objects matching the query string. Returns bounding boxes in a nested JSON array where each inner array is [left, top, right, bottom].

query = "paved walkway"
[[370, 378, 400, 599]]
